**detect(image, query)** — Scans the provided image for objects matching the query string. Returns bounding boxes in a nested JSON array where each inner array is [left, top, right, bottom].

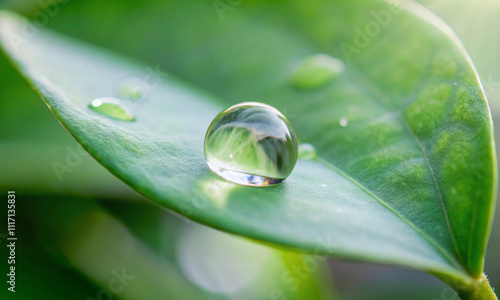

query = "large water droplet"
[[119, 77, 146, 100], [298, 143, 317, 160], [204, 102, 298, 186], [88, 97, 135, 121], [290, 54, 344, 89]]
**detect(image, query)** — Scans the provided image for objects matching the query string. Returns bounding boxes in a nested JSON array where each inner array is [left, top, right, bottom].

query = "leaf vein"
[[344, 65, 463, 266]]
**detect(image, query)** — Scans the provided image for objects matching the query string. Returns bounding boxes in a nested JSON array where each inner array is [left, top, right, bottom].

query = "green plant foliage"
[[0, 52, 136, 197], [0, 0, 496, 293], [0, 195, 334, 300]]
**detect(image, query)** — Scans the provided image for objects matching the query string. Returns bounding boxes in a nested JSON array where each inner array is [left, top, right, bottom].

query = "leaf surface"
[[0, 0, 496, 283]]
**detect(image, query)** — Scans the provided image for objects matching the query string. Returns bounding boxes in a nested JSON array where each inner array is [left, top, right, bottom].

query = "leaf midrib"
[[257, 6, 466, 273], [0, 7, 471, 279], [315, 154, 461, 268], [345, 65, 463, 263]]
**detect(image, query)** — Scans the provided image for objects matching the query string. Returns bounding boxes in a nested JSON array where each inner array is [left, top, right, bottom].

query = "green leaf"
[[0, 0, 495, 289], [0, 54, 138, 197]]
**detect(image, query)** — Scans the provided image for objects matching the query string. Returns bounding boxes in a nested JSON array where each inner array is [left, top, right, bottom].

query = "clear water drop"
[[204, 102, 298, 187], [339, 117, 348, 127], [290, 54, 344, 89], [88, 97, 135, 121], [298, 143, 317, 160], [119, 77, 146, 100]]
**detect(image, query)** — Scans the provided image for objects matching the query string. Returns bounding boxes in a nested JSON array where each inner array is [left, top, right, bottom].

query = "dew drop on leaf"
[[339, 117, 348, 127], [119, 77, 146, 100], [88, 97, 135, 121], [204, 102, 298, 186], [298, 143, 317, 160], [290, 54, 344, 89]]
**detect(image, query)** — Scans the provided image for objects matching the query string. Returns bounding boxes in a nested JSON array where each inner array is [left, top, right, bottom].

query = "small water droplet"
[[88, 97, 135, 121], [339, 117, 348, 127], [453, 82, 458, 86], [298, 143, 317, 160], [119, 77, 146, 100], [204, 102, 298, 186], [290, 54, 344, 90]]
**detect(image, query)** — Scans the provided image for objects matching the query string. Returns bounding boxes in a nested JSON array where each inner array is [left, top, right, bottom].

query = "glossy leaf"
[[0, 53, 137, 198], [0, 0, 495, 288]]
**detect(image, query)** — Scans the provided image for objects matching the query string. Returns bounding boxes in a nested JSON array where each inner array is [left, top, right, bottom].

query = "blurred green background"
[[0, 0, 498, 299]]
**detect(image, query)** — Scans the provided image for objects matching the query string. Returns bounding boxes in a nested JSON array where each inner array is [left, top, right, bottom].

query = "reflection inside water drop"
[[88, 97, 135, 121], [204, 102, 298, 187]]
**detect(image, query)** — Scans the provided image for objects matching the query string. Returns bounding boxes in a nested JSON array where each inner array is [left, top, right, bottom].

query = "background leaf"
[[0, 0, 495, 288], [0, 194, 335, 300]]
